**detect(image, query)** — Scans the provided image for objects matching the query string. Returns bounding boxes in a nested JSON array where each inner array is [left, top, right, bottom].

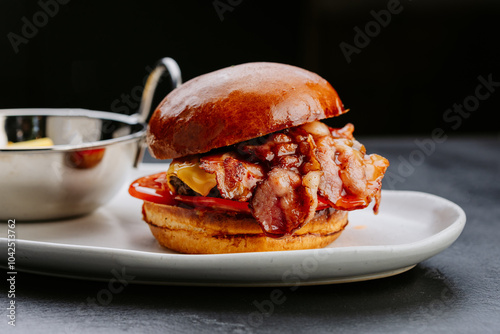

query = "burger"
[[129, 62, 389, 254]]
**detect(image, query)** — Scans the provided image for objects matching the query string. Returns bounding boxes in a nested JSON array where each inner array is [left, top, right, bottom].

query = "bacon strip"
[[312, 135, 341, 205], [306, 123, 389, 213], [250, 168, 321, 238], [200, 153, 264, 201], [173, 121, 389, 237]]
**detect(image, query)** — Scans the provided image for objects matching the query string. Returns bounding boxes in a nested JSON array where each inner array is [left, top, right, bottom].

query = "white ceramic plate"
[[0, 164, 466, 286]]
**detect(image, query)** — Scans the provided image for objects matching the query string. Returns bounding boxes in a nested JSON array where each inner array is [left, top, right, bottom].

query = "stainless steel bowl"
[[0, 57, 182, 221]]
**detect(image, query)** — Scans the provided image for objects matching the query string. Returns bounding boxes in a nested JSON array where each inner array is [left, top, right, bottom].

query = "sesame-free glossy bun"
[[147, 62, 346, 159], [142, 201, 348, 254]]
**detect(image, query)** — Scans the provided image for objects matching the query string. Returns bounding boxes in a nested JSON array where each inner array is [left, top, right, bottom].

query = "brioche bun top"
[[147, 62, 346, 159]]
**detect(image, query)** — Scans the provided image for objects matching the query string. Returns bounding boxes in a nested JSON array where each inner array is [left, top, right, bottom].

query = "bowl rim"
[[0, 108, 146, 152]]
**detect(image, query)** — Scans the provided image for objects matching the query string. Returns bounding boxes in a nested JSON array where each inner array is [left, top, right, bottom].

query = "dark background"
[[1, 0, 499, 136]]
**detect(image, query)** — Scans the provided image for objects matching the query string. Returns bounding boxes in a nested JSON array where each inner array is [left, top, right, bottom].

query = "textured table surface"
[[1, 135, 499, 334]]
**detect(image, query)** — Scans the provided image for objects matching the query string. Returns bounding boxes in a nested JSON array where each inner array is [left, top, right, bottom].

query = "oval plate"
[[0, 165, 466, 286]]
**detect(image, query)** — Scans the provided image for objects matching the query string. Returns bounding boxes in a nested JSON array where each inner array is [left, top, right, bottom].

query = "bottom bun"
[[142, 202, 349, 254]]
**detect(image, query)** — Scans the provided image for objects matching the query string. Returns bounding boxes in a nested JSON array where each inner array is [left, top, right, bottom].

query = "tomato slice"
[[175, 195, 251, 213], [129, 172, 332, 213], [316, 196, 330, 211], [128, 173, 178, 206]]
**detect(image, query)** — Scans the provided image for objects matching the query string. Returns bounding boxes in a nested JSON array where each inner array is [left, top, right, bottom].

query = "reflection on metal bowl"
[[0, 57, 182, 221], [0, 109, 146, 221], [66, 148, 106, 169]]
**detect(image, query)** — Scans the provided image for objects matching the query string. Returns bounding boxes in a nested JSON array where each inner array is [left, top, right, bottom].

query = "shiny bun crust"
[[147, 62, 346, 159], [142, 201, 348, 254]]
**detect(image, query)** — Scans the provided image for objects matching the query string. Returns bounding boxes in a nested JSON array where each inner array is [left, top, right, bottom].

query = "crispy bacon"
[[250, 168, 321, 237], [200, 153, 264, 201], [239, 132, 298, 164], [304, 122, 389, 213], [314, 135, 344, 205], [170, 121, 389, 238]]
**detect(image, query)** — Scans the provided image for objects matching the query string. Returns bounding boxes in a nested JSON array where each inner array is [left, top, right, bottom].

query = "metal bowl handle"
[[132, 57, 182, 167], [134, 57, 182, 124]]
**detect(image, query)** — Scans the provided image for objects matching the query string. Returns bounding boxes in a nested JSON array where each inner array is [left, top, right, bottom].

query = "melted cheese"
[[166, 158, 217, 196]]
